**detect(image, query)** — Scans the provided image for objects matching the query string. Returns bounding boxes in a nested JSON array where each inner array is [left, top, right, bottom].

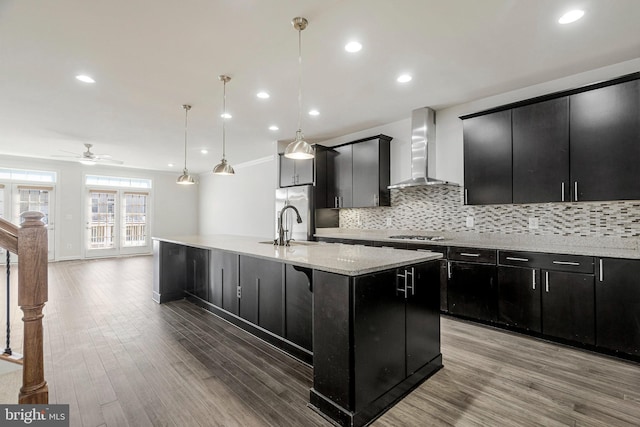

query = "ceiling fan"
[[52, 143, 124, 165]]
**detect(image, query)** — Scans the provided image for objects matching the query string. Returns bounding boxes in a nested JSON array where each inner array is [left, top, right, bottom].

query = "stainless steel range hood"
[[388, 107, 455, 189]]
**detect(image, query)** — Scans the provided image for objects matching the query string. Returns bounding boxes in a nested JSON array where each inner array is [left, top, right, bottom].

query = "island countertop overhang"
[[152, 235, 442, 276]]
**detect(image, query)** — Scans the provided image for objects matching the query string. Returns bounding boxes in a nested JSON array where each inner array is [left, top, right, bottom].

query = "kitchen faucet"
[[275, 204, 302, 246]]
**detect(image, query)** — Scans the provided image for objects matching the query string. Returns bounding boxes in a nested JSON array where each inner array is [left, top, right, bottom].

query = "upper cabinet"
[[462, 73, 640, 205], [325, 135, 392, 209], [512, 97, 570, 203], [570, 79, 640, 202], [279, 154, 314, 187], [463, 110, 512, 205]]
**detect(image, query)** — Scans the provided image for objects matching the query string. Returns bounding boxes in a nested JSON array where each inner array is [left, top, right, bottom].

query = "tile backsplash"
[[339, 185, 640, 238]]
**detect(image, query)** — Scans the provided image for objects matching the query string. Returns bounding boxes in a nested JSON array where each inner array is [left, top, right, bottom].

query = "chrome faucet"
[[276, 205, 302, 246]]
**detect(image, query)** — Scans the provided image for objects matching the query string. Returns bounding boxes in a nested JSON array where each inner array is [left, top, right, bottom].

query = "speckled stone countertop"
[[153, 235, 442, 276], [315, 228, 640, 260]]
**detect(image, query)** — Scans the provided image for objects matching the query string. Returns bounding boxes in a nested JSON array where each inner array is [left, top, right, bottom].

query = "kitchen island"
[[152, 235, 443, 427]]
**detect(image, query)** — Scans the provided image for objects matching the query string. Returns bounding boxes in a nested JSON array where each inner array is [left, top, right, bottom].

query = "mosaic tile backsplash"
[[338, 185, 640, 238]]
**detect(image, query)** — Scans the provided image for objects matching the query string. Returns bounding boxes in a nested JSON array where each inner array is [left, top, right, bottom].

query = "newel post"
[[17, 211, 49, 404]]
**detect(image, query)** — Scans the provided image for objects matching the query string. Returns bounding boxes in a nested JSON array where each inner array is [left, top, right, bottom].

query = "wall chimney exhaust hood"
[[388, 107, 455, 189]]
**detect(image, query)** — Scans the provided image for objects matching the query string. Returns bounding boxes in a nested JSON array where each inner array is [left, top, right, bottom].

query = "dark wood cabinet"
[[595, 258, 640, 356], [239, 255, 284, 336], [352, 136, 391, 208], [187, 246, 209, 301], [210, 250, 239, 314], [284, 265, 313, 352], [512, 97, 570, 203], [447, 261, 498, 322], [326, 135, 392, 208], [541, 270, 595, 345], [152, 240, 186, 303], [463, 110, 512, 205], [570, 79, 640, 201], [327, 145, 353, 208], [497, 266, 541, 332], [279, 154, 314, 187]]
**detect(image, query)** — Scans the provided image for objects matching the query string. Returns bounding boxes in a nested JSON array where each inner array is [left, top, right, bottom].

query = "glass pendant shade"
[[176, 168, 195, 185], [284, 130, 314, 159], [212, 158, 235, 175]]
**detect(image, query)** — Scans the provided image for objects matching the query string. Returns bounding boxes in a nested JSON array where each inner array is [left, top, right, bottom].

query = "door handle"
[[552, 260, 580, 266], [599, 259, 604, 282], [460, 253, 480, 257], [506, 256, 529, 262], [447, 262, 451, 279], [545, 271, 549, 292], [561, 182, 565, 202], [574, 181, 579, 202], [532, 270, 536, 290]]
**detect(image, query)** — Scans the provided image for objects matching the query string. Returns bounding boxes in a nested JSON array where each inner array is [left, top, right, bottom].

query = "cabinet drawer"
[[405, 243, 447, 256], [499, 250, 594, 273], [447, 247, 496, 264]]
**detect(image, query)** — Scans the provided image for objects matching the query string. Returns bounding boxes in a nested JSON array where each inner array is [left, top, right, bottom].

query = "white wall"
[[198, 155, 277, 239], [0, 155, 198, 260]]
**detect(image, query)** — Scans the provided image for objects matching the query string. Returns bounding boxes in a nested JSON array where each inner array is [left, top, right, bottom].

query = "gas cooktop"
[[388, 235, 446, 241]]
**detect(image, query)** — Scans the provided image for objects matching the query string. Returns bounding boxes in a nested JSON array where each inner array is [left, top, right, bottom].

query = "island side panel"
[[153, 240, 187, 303], [312, 270, 352, 411]]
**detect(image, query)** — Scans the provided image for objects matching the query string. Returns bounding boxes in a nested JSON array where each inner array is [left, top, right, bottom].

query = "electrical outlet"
[[386, 218, 393, 227], [529, 217, 539, 229], [466, 216, 474, 228]]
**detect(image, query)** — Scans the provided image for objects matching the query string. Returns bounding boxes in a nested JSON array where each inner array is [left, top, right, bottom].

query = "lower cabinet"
[[210, 250, 239, 315], [285, 265, 313, 352], [187, 246, 209, 301], [595, 258, 640, 356], [152, 241, 186, 303], [447, 262, 498, 322], [497, 266, 541, 332], [239, 255, 284, 336], [541, 270, 595, 345]]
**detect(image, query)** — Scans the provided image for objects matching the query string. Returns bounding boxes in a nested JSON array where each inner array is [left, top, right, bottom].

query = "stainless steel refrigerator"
[[275, 185, 314, 242]]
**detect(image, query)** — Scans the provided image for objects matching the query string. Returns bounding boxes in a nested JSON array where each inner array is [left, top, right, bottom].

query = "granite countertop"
[[315, 228, 640, 260], [153, 235, 442, 276]]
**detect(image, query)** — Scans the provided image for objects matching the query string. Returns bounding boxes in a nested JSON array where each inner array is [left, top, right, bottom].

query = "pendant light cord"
[[183, 106, 189, 170], [297, 27, 303, 132], [222, 79, 227, 159]]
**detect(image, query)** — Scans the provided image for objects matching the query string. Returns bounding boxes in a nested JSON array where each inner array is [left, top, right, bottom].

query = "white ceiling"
[[1, 0, 639, 174]]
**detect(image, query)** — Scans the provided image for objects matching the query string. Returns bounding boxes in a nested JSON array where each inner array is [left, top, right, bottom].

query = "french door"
[[85, 189, 151, 257]]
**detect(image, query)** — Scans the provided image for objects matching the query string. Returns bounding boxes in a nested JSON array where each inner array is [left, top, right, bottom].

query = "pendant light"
[[176, 104, 195, 185], [213, 75, 235, 175], [284, 17, 314, 160]]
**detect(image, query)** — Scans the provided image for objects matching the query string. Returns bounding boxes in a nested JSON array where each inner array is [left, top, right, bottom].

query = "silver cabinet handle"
[[464, 189, 468, 204], [552, 260, 580, 266], [447, 262, 451, 279], [561, 182, 565, 202], [532, 270, 536, 290], [506, 256, 529, 262], [373, 194, 379, 206], [574, 182, 579, 202], [599, 259, 604, 282], [406, 267, 415, 296], [460, 253, 480, 257], [236, 285, 241, 298], [545, 271, 549, 292], [396, 270, 407, 297]]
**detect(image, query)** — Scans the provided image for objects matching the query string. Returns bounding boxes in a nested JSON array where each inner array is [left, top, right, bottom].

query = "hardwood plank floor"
[[1, 256, 639, 426]]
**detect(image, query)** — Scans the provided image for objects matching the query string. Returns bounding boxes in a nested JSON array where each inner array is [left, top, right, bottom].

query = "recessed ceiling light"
[[201, 149, 208, 154], [257, 91, 270, 99], [75, 75, 95, 83], [558, 10, 584, 24], [345, 41, 362, 53], [221, 113, 232, 119], [308, 109, 320, 116], [168, 163, 174, 167], [269, 125, 279, 131], [397, 74, 412, 83]]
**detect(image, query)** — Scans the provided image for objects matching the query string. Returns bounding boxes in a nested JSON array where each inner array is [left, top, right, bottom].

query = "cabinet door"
[[512, 98, 569, 203], [279, 154, 296, 187], [211, 250, 239, 312], [352, 138, 390, 207], [498, 266, 541, 332], [447, 262, 498, 322], [295, 158, 314, 186], [285, 265, 313, 351], [541, 270, 595, 345], [353, 270, 405, 410], [327, 145, 352, 208], [596, 258, 640, 356], [405, 262, 440, 375], [570, 79, 640, 201], [187, 247, 209, 301], [154, 241, 186, 303], [463, 110, 512, 205], [239, 256, 284, 335]]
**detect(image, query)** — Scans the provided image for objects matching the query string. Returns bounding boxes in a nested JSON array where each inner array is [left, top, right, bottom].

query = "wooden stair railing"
[[0, 211, 48, 404]]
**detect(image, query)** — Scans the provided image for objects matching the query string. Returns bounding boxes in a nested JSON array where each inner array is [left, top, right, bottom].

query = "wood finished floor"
[[1, 256, 639, 426]]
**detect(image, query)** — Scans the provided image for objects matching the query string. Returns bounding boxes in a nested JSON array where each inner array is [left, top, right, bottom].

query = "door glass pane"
[[18, 189, 49, 224], [89, 191, 116, 249], [122, 193, 147, 247]]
